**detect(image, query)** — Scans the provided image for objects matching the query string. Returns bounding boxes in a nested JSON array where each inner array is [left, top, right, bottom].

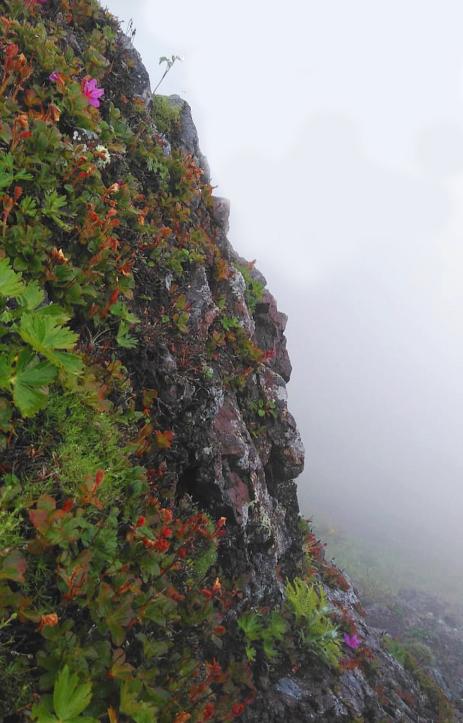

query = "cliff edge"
[[0, 1, 459, 720]]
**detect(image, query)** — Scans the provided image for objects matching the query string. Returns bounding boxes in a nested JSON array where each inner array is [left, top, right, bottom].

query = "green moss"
[[152, 95, 182, 138], [40, 392, 135, 501]]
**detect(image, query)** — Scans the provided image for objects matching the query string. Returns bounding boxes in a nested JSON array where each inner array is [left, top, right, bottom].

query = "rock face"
[[127, 88, 459, 719]]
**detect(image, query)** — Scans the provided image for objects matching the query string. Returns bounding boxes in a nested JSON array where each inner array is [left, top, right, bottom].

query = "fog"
[[106, 0, 463, 600]]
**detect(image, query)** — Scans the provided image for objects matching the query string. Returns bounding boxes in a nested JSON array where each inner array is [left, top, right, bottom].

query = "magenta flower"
[[343, 633, 361, 650], [81, 77, 104, 108]]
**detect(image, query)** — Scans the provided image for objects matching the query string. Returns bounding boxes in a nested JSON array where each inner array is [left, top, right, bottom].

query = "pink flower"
[[26, 0, 47, 6], [81, 77, 104, 108], [343, 633, 361, 650]]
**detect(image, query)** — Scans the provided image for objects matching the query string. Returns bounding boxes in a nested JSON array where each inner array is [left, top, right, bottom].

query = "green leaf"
[[238, 611, 263, 642], [120, 680, 158, 723], [43, 191, 72, 230], [20, 312, 77, 351], [267, 611, 287, 640], [13, 351, 57, 417], [0, 354, 12, 389], [116, 320, 138, 349], [0, 153, 14, 190], [52, 665, 92, 720], [106, 597, 134, 645], [20, 281, 45, 311], [0, 258, 25, 299], [109, 301, 139, 323], [19, 313, 83, 377], [49, 350, 83, 376], [245, 644, 256, 661]]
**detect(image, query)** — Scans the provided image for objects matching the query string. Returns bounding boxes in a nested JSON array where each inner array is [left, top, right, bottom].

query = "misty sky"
[[106, 0, 463, 585]]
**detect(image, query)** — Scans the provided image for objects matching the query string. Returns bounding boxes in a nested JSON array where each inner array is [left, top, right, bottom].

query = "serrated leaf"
[[18, 314, 83, 377], [38, 304, 72, 324], [0, 258, 25, 298], [19, 313, 78, 351], [245, 644, 256, 661], [48, 350, 83, 376], [110, 301, 139, 323], [12, 352, 57, 417], [53, 665, 92, 720], [20, 281, 45, 310], [116, 320, 138, 349]]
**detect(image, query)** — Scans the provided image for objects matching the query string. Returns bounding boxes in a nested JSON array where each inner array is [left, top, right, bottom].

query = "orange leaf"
[[154, 430, 174, 449], [174, 714, 191, 723]]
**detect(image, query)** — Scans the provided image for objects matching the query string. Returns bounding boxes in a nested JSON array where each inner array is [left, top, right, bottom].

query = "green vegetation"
[[248, 397, 277, 419], [238, 576, 341, 669], [0, 387, 248, 721], [238, 610, 288, 662], [285, 578, 341, 667], [0, 259, 82, 424], [235, 263, 265, 314], [152, 95, 182, 137]]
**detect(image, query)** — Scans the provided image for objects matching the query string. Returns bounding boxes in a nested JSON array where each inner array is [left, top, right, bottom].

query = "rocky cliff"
[[0, 1, 459, 720]]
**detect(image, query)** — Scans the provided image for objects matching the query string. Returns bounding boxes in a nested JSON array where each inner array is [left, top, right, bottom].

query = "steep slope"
[[0, 1, 458, 721]]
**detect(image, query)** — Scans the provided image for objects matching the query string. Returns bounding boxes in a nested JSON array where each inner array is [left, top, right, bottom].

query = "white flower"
[[95, 144, 111, 168]]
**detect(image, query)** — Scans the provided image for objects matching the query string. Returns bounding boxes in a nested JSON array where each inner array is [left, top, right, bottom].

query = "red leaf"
[[28, 507, 49, 533], [0, 550, 27, 583]]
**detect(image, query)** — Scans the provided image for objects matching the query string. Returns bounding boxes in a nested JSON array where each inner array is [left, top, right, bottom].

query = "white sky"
[[106, 0, 463, 580]]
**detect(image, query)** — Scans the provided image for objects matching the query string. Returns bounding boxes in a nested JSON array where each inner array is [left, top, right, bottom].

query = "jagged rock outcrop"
[[121, 86, 458, 718]]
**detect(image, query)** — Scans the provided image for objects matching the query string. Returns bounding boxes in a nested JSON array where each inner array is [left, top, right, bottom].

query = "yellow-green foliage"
[[237, 576, 341, 669], [285, 578, 342, 668], [41, 393, 136, 500]]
